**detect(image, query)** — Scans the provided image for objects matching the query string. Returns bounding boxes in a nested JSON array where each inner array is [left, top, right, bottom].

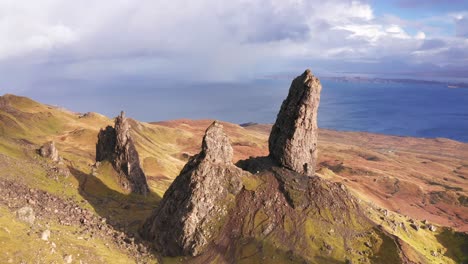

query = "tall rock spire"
[[96, 111, 149, 195], [140, 121, 245, 256], [268, 69, 322, 175]]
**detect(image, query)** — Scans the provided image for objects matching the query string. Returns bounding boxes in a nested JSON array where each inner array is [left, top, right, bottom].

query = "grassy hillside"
[[0, 94, 466, 263]]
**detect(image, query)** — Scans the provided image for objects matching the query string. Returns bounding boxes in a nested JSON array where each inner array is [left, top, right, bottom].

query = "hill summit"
[[138, 69, 410, 263]]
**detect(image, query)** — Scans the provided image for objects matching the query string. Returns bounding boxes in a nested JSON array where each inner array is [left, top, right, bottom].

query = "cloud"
[[0, 9, 77, 59], [455, 15, 468, 37], [396, 0, 468, 9], [0, 0, 466, 88], [418, 39, 445, 50], [414, 31, 426, 40]]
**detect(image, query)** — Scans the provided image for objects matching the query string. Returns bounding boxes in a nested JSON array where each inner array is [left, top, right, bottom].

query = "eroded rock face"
[[140, 121, 246, 256], [269, 69, 322, 175], [201, 121, 233, 163], [96, 111, 149, 195], [96, 126, 116, 162], [39, 141, 60, 162]]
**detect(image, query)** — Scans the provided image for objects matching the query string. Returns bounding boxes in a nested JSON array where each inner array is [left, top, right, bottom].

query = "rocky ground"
[[0, 179, 154, 263]]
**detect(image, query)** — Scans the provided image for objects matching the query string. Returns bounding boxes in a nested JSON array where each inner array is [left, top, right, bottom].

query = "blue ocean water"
[[25, 77, 468, 142], [318, 80, 468, 142]]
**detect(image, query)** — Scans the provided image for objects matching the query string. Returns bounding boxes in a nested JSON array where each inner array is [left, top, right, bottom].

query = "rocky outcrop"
[[38, 141, 70, 178], [0, 179, 153, 261], [96, 126, 116, 162], [96, 111, 149, 195], [140, 121, 246, 256], [268, 69, 322, 175], [138, 70, 408, 262], [39, 141, 61, 162]]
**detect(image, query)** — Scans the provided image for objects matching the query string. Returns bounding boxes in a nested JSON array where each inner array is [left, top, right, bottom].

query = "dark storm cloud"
[[246, 22, 310, 43], [418, 39, 446, 50], [1, 0, 468, 120]]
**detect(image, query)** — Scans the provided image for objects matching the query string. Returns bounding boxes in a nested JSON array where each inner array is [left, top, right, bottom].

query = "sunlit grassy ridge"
[[0, 94, 466, 263], [0, 94, 276, 263]]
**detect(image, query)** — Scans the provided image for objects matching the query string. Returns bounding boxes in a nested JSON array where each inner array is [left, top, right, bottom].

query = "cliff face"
[[140, 121, 246, 256], [96, 126, 116, 162], [269, 69, 322, 175], [96, 111, 149, 195]]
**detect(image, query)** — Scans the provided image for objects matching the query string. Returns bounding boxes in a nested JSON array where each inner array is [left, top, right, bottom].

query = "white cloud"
[[334, 24, 385, 43], [333, 24, 413, 44], [385, 24, 410, 39], [0, 0, 466, 82], [415, 31, 426, 40], [0, 15, 77, 59]]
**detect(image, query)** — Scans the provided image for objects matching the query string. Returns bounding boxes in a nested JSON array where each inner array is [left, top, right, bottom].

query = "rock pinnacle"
[[140, 121, 246, 256], [268, 69, 322, 175]]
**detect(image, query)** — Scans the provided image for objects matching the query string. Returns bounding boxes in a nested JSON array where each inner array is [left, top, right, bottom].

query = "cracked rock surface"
[[96, 111, 149, 195], [269, 69, 322, 175], [140, 121, 246, 256]]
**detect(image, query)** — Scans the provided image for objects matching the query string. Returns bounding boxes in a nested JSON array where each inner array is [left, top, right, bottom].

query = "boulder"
[[16, 206, 35, 225], [41, 229, 51, 241], [63, 254, 73, 264], [39, 141, 60, 162]]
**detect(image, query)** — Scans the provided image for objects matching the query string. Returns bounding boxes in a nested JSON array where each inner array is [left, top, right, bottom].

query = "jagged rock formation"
[[96, 111, 149, 195], [269, 69, 322, 175], [96, 126, 116, 162], [139, 70, 410, 263], [140, 121, 246, 256], [39, 141, 60, 162]]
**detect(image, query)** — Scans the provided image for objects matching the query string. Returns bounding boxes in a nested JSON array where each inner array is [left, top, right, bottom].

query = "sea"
[[318, 79, 468, 142], [152, 78, 468, 143], [24, 77, 468, 142]]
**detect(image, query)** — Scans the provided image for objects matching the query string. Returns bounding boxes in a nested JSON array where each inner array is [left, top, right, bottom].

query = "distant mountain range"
[[263, 74, 468, 88], [322, 76, 468, 88]]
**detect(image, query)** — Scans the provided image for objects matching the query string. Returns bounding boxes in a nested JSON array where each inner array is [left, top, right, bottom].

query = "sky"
[[0, 0, 467, 121]]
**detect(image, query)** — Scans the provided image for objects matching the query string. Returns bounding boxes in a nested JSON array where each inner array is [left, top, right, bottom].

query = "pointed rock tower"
[[96, 111, 149, 195], [140, 121, 246, 256], [269, 69, 322, 175]]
